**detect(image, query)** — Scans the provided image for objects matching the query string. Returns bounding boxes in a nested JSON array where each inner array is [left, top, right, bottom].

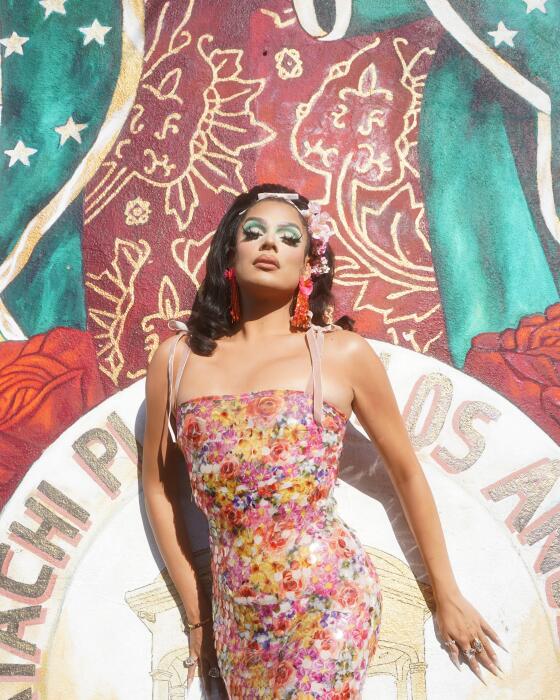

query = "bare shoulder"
[[323, 327, 387, 397], [147, 335, 173, 374], [146, 333, 189, 387], [323, 327, 381, 365]]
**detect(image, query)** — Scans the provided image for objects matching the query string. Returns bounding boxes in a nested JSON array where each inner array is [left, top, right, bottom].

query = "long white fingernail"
[[489, 663, 502, 678], [474, 667, 487, 686], [497, 636, 509, 653]]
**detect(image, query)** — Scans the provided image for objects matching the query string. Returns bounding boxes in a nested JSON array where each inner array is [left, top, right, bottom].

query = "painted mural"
[[0, 1, 559, 698]]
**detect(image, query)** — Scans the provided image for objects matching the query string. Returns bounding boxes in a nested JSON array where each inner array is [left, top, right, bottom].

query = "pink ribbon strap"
[[306, 322, 342, 426], [166, 319, 189, 443]]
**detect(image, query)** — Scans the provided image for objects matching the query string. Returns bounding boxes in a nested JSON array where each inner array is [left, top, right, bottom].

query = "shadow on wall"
[[339, 423, 435, 699]]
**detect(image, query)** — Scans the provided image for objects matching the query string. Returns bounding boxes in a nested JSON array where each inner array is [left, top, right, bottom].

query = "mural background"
[[1, 1, 559, 698]]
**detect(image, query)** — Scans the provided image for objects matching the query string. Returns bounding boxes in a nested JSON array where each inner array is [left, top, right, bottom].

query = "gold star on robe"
[[4, 140, 38, 167], [522, 0, 548, 12], [54, 116, 88, 146], [39, 0, 67, 18], [78, 19, 112, 46], [487, 21, 519, 48], [0, 31, 30, 57]]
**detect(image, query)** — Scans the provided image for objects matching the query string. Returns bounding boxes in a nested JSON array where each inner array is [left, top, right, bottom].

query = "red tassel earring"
[[224, 267, 241, 323], [290, 273, 313, 331]]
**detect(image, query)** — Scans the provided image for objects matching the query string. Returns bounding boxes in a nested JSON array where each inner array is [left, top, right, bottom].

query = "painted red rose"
[[0, 328, 106, 508], [309, 485, 328, 503], [237, 584, 254, 598], [464, 301, 560, 444]]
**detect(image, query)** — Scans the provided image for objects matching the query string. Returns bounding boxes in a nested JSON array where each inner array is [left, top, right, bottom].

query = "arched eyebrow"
[[241, 216, 302, 230]]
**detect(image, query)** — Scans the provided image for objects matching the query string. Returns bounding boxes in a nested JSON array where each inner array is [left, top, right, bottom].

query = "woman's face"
[[232, 198, 309, 295]]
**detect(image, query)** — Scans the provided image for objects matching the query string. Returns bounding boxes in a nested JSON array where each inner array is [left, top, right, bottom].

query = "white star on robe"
[[78, 19, 112, 46], [54, 116, 88, 146], [4, 140, 38, 167], [0, 31, 30, 57], [522, 0, 548, 13], [39, 0, 67, 18], [488, 21, 519, 48]]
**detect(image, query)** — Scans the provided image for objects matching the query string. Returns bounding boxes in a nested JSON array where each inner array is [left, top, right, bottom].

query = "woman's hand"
[[434, 589, 507, 683], [185, 624, 228, 698]]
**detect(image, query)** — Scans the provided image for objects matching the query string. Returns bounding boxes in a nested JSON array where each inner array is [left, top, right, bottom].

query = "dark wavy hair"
[[187, 183, 355, 354]]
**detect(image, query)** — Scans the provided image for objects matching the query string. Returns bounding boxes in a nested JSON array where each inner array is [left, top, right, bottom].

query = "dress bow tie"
[[168, 319, 189, 332]]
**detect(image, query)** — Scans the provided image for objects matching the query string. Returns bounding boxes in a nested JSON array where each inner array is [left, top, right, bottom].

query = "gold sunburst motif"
[[84, 2, 277, 231], [291, 36, 441, 351], [86, 238, 151, 385]]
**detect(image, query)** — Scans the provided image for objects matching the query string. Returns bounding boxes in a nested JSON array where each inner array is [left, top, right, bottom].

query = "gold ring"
[[471, 637, 484, 654]]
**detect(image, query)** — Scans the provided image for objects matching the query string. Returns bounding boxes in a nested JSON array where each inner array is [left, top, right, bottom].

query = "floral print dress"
[[167, 321, 383, 699]]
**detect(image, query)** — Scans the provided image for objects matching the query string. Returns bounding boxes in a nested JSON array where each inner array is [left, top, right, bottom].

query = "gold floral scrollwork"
[[171, 229, 214, 287], [86, 238, 151, 385], [143, 67, 184, 104], [260, 8, 297, 29], [85, 11, 277, 232], [130, 104, 145, 135], [143, 149, 177, 177], [355, 143, 392, 177], [291, 36, 442, 352], [154, 113, 182, 141], [275, 48, 303, 80], [125, 197, 152, 225], [139, 276, 191, 369]]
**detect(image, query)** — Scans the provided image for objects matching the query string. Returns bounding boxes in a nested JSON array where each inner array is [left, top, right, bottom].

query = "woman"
[[142, 183, 506, 698]]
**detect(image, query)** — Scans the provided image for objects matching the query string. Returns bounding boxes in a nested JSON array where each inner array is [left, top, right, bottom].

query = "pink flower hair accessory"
[[239, 192, 335, 276], [300, 201, 334, 276]]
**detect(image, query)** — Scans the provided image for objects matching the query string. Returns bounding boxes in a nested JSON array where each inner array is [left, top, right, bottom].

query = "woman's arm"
[[142, 336, 211, 625], [346, 333, 459, 599], [340, 332, 504, 680]]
